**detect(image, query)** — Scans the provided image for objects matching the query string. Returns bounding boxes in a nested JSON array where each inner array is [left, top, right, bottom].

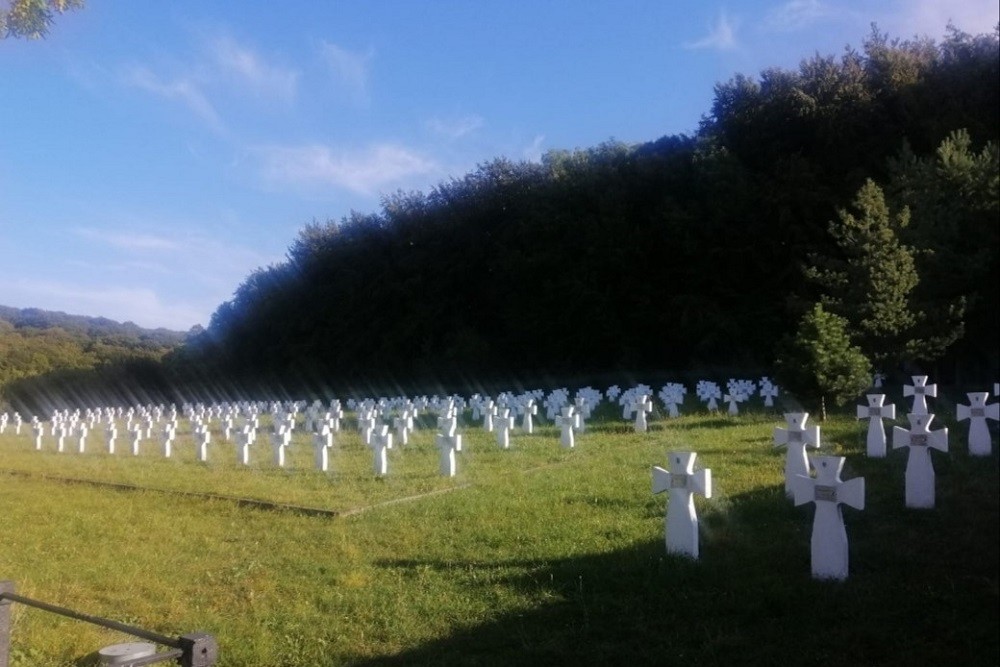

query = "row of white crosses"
[[0, 412, 24, 435]]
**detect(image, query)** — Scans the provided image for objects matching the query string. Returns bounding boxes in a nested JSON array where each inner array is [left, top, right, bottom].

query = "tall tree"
[[807, 179, 954, 369]]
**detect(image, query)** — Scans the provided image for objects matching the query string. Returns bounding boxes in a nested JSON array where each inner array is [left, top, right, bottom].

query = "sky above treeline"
[[1, 0, 997, 331]]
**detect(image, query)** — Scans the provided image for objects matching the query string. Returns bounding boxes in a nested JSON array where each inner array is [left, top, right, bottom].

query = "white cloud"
[[764, 0, 831, 32], [319, 41, 373, 104], [75, 228, 179, 251], [121, 65, 224, 131], [884, 0, 999, 39], [684, 10, 740, 50], [522, 135, 545, 163], [426, 114, 485, 140], [210, 34, 299, 102], [253, 143, 440, 196], [0, 277, 205, 331]]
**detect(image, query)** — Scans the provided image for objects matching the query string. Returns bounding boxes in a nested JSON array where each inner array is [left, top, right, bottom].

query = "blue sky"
[[1, 1, 997, 331]]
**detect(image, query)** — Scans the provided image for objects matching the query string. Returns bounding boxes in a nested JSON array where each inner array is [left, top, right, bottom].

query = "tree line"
[[4, 26, 998, 414]]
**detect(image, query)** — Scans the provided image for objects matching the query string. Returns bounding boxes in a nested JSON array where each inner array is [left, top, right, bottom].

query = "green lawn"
[[0, 396, 996, 666]]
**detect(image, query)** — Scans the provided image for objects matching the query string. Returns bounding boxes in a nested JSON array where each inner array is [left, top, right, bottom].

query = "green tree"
[[807, 179, 951, 368], [776, 303, 871, 420], [1, 0, 82, 39]]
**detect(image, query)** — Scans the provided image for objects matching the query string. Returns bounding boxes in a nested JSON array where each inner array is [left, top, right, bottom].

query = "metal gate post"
[[0, 580, 13, 667]]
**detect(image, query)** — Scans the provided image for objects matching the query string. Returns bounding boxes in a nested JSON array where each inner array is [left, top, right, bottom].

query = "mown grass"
[[0, 394, 996, 666]]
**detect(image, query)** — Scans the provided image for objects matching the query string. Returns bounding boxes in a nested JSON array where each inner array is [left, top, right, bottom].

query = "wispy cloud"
[[75, 228, 179, 251], [0, 277, 205, 330], [120, 64, 223, 131], [209, 34, 299, 103], [764, 0, 831, 32], [319, 41, 373, 105], [426, 114, 485, 140], [522, 135, 545, 163], [886, 0, 999, 39], [253, 143, 439, 196], [684, 10, 740, 50]]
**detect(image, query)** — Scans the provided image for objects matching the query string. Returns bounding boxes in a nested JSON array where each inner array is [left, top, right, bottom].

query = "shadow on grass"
[[350, 466, 998, 667]]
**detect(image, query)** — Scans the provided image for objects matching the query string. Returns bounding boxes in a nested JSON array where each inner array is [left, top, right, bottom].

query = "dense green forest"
[[4, 26, 998, 412], [0, 306, 184, 411]]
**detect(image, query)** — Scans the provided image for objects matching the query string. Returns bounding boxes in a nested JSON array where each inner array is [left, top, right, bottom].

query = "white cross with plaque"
[[856, 394, 895, 458], [792, 455, 864, 581], [956, 392, 998, 457], [903, 376, 937, 415], [892, 413, 948, 508], [652, 451, 712, 558], [773, 413, 821, 496], [521, 400, 537, 434]]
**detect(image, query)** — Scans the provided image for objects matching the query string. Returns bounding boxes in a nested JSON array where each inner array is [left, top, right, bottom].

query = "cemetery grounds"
[[0, 390, 997, 666]]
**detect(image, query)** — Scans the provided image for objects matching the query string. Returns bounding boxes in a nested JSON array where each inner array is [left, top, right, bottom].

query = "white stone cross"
[[313, 428, 331, 472], [75, 423, 88, 453], [903, 376, 937, 415], [271, 428, 287, 467], [32, 421, 44, 451], [872, 371, 885, 388], [893, 413, 948, 509], [773, 413, 821, 497], [371, 425, 393, 476], [236, 427, 252, 466], [555, 407, 578, 448], [631, 394, 653, 433], [856, 394, 895, 458], [493, 410, 515, 449], [652, 451, 712, 558], [792, 455, 865, 581], [482, 400, 497, 432], [196, 424, 211, 462], [956, 392, 998, 457], [759, 382, 779, 408], [520, 399, 538, 434], [129, 424, 142, 456], [436, 429, 462, 477]]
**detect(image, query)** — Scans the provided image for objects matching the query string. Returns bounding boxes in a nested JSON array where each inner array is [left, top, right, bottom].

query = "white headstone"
[[956, 392, 998, 456], [903, 376, 937, 415], [555, 406, 579, 448], [773, 413, 821, 497], [371, 426, 393, 476], [436, 431, 462, 477], [652, 451, 712, 558], [856, 394, 895, 458], [792, 455, 864, 581], [892, 413, 948, 509]]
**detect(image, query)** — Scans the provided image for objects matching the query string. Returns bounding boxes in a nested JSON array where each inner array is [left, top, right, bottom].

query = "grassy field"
[[0, 393, 997, 666]]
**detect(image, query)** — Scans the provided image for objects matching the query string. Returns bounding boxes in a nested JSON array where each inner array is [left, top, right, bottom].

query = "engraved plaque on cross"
[[671, 474, 688, 488], [814, 485, 838, 502], [910, 434, 929, 446]]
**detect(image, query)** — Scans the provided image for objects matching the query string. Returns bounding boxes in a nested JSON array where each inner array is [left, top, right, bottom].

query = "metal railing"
[[0, 581, 217, 666]]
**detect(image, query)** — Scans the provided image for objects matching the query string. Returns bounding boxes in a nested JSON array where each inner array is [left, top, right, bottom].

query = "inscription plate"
[[910, 434, 929, 446], [913, 386, 925, 395], [814, 485, 838, 502], [670, 474, 689, 489], [971, 407, 985, 418], [788, 430, 803, 443], [868, 407, 883, 417]]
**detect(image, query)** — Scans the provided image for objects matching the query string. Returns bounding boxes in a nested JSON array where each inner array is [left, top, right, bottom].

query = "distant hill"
[[0, 305, 186, 346]]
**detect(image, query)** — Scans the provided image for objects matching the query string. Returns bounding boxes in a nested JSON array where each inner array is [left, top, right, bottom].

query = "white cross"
[[856, 394, 895, 458], [436, 430, 462, 477], [313, 428, 331, 472], [631, 395, 653, 433], [760, 384, 779, 408], [371, 426, 393, 476], [773, 413, 821, 496], [493, 411, 515, 449], [892, 413, 948, 509], [903, 376, 937, 415], [652, 451, 712, 558], [520, 400, 537, 434], [555, 407, 579, 448], [792, 455, 864, 581], [956, 392, 998, 457]]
